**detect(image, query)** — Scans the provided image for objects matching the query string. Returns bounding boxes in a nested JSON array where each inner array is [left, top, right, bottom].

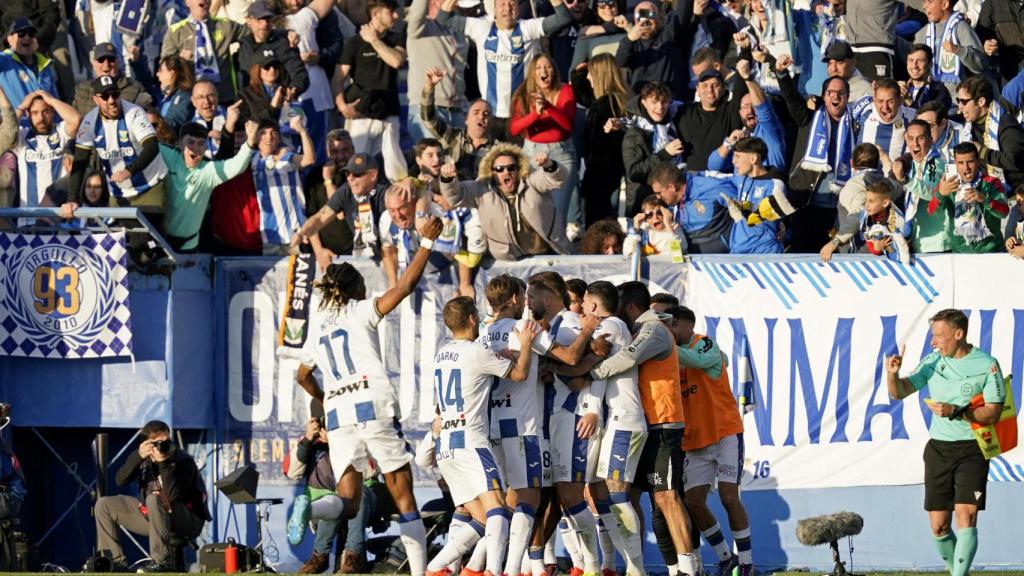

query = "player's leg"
[[554, 414, 602, 575], [648, 430, 696, 575], [371, 420, 427, 576], [583, 486, 615, 576], [559, 481, 600, 574], [593, 427, 647, 576], [503, 436, 542, 576], [684, 442, 735, 573], [428, 452, 492, 575], [477, 488, 513, 576], [528, 490, 560, 576], [448, 507, 473, 572]]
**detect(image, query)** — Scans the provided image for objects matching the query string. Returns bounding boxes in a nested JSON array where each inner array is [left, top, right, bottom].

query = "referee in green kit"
[[885, 308, 1006, 576]]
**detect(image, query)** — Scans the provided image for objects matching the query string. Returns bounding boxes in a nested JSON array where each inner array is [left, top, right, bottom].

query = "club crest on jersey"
[[2, 242, 117, 347], [18, 71, 28, 83], [511, 36, 523, 49], [118, 130, 130, 144]]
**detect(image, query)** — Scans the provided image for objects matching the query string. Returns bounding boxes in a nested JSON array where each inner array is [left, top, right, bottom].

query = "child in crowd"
[[624, 195, 688, 257], [858, 180, 911, 263]]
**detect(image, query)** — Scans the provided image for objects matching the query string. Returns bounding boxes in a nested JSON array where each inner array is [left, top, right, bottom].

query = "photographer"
[[94, 420, 209, 573]]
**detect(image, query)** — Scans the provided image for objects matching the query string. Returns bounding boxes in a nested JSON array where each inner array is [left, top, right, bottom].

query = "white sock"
[[399, 512, 428, 576], [559, 516, 584, 568], [701, 522, 732, 562], [520, 549, 531, 576], [677, 553, 697, 576], [448, 512, 472, 572], [504, 503, 537, 576], [544, 530, 557, 565], [485, 508, 512, 575], [601, 496, 646, 576], [596, 514, 615, 571], [566, 501, 601, 573], [733, 527, 752, 566], [666, 564, 677, 575], [428, 520, 484, 571], [467, 538, 488, 571], [529, 547, 546, 576]]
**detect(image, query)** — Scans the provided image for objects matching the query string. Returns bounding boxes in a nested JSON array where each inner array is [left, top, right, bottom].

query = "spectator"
[[845, 0, 898, 80], [707, 59, 786, 172], [915, 100, 967, 163], [569, 0, 625, 69], [820, 143, 885, 261], [0, 3, 59, 57], [436, 0, 571, 137], [162, 0, 245, 103], [154, 56, 197, 134], [63, 76, 169, 222], [818, 0, 849, 56], [236, 0, 310, 95], [614, 0, 692, 97], [689, 47, 740, 99], [0, 17, 58, 106], [892, 119, 951, 254], [285, 416, 345, 574], [901, 44, 952, 111], [934, 142, 1009, 254], [190, 80, 227, 158], [240, 54, 288, 123], [622, 81, 685, 216], [571, 53, 629, 225], [675, 68, 745, 173], [579, 218, 625, 254], [72, 42, 152, 115], [422, 68, 495, 181], [1004, 184, 1024, 259], [406, 0, 468, 143], [649, 162, 732, 253], [914, 0, 987, 99], [303, 129, 356, 255], [977, 0, 1024, 85], [0, 90, 79, 219], [623, 195, 687, 257], [957, 76, 1024, 190], [821, 40, 870, 101], [93, 420, 209, 573], [510, 53, 577, 235], [293, 152, 389, 259], [852, 77, 914, 168], [335, 0, 409, 181], [715, 136, 787, 254], [858, 179, 911, 262], [161, 118, 258, 252], [252, 116, 320, 257], [779, 60, 855, 253], [439, 143, 570, 260], [684, 0, 738, 69], [282, 0, 337, 164], [736, 0, 795, 93]]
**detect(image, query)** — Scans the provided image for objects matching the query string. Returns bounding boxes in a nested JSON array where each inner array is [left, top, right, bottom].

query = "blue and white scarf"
[[933, 118, 970, 162], [954, 175, 993, 244], [633, 101, 684, 169], [983, 100, 1004, 181], [927, 11, 966, 84], [192, 18, 220, 83], [801, 106, 855, 191], [903, 148, 943, 223], [817, 9, 846, 59]]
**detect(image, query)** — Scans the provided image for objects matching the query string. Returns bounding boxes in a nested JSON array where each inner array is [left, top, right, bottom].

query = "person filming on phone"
[[614, 0, 693, 98], [93, 420, 209, 573]]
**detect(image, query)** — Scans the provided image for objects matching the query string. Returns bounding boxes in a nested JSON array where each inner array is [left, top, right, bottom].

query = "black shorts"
[[633, 427, 684, 492], [923, 439, 989, 511]]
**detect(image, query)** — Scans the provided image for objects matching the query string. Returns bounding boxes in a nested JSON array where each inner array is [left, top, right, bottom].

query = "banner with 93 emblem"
[[0, 231, 132, 358]]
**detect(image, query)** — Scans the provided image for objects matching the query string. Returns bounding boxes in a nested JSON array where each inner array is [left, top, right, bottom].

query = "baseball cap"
[[7, 17, 36, 36], [256, 47, 281, 67], [697, 69, 723, 83], [92, 75, 119, 95], [344, 153, 379, 176], [94, 42, 118, 61], [822, 40, 854, 63], [248, 0, 277, 19]]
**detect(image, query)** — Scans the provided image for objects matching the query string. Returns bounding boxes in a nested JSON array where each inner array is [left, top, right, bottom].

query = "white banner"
[[686, 254, 1024, 490], [0, 231, 133, 358]]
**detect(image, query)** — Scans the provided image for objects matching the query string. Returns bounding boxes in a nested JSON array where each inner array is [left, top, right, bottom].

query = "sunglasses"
[[596, 0, 616, 6], [14, 30, 35, 39], [97, 56, 117, 64], [492, 163, 517, 173], [644, 210, 662, 219], [98, 91, 121, 101], [956, 97, 975, 105], [262, 62, 281, 71]]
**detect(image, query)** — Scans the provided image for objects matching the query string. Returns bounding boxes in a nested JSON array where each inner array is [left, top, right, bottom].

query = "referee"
[[886, 308, 1006, 576]]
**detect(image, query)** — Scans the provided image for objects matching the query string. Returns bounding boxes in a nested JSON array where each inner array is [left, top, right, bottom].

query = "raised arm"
[[885, 345, 916, 400], [37, 91, 83, 138], [436, 0, 468, 37], [360, 25, 406, 69], [540, 0, 571, 34]]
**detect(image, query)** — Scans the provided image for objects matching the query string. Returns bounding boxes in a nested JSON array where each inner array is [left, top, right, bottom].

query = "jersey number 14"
[[435, 369, 464, 411]]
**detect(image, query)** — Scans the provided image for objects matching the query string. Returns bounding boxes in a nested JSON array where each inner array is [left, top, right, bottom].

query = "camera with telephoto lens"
[[154, 439, 174, 455]]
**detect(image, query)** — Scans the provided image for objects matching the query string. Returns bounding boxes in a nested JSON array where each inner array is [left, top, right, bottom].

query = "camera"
[[155, 439, 174, 455]]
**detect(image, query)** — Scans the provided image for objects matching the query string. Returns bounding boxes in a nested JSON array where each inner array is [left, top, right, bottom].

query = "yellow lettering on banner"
[[254, 439, 268, 462], [271, 438, 285, 462]]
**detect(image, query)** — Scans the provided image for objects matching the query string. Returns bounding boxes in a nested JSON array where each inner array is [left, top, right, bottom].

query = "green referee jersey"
[[908, 346, 1006, 442]]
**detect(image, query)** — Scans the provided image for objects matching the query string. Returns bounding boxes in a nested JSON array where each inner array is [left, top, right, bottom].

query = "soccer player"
[[295, 216, 444, 576], [577, 281, 648, 576], [425, 296, 541, 576], [886, 309, 1006, 576], [664, 306, 754, 576]]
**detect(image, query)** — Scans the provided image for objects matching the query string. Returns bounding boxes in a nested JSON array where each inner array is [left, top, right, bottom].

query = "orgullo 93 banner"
[[687, 254, 1024, 490], [0, 231, 133, 358]]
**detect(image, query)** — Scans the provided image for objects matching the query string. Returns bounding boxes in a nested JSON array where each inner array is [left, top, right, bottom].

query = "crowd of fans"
[[2, 0, 1024, 269]]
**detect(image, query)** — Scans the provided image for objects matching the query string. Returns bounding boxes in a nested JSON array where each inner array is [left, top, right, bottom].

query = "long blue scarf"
[[800, 106, 854, 190], [927, 11, 966, 84]]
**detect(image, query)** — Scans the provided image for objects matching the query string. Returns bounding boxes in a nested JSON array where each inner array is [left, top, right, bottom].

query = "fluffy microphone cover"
[[796, 511, 864, 546]]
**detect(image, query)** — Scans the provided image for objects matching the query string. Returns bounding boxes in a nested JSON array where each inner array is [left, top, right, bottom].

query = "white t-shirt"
[[596, 316, 646, 430], [433, 339, 512, 450], [76, 102, 168, 199], [301, 298, 396, 426], [287, 7, 335, 112], [464, 16, 546, 118], [483, 317, 553, 439]]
